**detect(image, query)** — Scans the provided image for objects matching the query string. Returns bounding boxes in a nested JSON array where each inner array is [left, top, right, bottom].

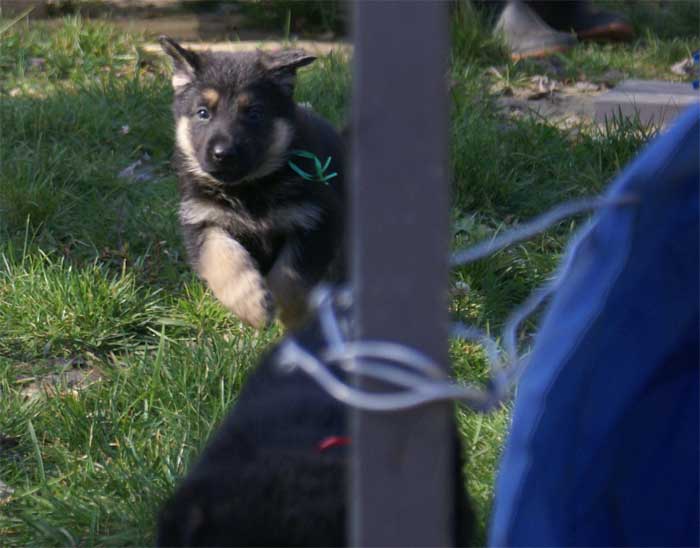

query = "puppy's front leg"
[[266, 243, 311, 329], [198, 227, 273, 328]]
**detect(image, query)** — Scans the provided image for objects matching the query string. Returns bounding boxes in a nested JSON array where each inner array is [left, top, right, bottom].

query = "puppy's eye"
[[196, 107, 210, 121], [246, 106, 265, 123]]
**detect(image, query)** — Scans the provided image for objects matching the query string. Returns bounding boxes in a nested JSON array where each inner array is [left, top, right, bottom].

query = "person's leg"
[[494, 1, 577, 60], [526, 1, 634, 41]]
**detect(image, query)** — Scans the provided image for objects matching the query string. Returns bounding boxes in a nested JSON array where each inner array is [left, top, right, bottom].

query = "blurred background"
[[1, 0, 348, 41]]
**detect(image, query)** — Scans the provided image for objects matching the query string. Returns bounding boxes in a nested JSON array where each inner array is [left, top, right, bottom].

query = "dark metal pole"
[[349, 1, 452, 546]]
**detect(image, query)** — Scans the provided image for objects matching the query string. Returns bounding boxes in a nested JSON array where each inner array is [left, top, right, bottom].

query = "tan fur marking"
[[236, 93, 252, 108], [179, 199, 231, 226], [201, 88, 220, 108], [175, 117, 221, 186], [172, 73, 192, 91], [199, 227, 273, 328], [241, 118, 294, 181], [180, 198, 319, 232]]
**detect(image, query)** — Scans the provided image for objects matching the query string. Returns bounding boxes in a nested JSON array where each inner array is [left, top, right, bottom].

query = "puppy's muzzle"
[[211, 142, 238, 164]]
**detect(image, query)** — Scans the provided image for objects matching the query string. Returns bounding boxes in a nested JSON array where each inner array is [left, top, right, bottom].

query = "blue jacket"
[[491, 105, 699, 547]]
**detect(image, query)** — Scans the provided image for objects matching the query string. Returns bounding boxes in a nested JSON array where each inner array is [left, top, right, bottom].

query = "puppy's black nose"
[[212, 143, 236, 163]]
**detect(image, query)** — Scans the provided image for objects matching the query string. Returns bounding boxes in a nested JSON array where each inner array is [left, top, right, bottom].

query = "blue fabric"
[[490, 105, 699, 547]]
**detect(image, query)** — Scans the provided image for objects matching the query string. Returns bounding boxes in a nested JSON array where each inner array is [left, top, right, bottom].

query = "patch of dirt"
[[14, 357, 103, 400], [489, 54, 699, 130], [487, 65, 613, 130], [18, 369, 103, 399], [496, 83, 600, 130]]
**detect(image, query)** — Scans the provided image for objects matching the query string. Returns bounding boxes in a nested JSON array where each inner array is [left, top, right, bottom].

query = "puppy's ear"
[[159, 35, 201, 92], [260, 49, 316, 96]]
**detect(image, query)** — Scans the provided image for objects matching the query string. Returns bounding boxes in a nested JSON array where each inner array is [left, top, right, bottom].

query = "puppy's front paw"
[[236, 279, 274, 329], [198, 227, 276, 329]]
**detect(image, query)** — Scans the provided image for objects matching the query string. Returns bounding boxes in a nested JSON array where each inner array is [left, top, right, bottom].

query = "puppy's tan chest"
[[180, 197, 322, 235]]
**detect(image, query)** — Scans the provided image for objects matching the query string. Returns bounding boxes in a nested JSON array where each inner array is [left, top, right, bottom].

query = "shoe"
[[527, 1, 635, 42], [495, 1, 578, 61]]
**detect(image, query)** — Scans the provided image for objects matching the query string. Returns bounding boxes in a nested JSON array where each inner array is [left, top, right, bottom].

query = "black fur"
[[156, 316, 474, 547], [160, 37, 345, 328]]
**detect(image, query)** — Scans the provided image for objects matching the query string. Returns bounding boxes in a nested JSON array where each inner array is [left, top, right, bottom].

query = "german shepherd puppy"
[[160, 37, 345, 329], [156, 313, 474, 546]]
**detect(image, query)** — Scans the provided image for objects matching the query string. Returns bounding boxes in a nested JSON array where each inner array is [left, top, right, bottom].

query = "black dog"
[[156, 315, 474, 546], [160, 37, 345, 329]]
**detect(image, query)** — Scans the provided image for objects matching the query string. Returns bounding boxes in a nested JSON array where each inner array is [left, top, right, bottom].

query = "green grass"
[[1, 6, 695, 545]]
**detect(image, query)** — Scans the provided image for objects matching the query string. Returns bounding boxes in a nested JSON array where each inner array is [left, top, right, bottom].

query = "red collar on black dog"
[[317, 436, 351, 453]]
